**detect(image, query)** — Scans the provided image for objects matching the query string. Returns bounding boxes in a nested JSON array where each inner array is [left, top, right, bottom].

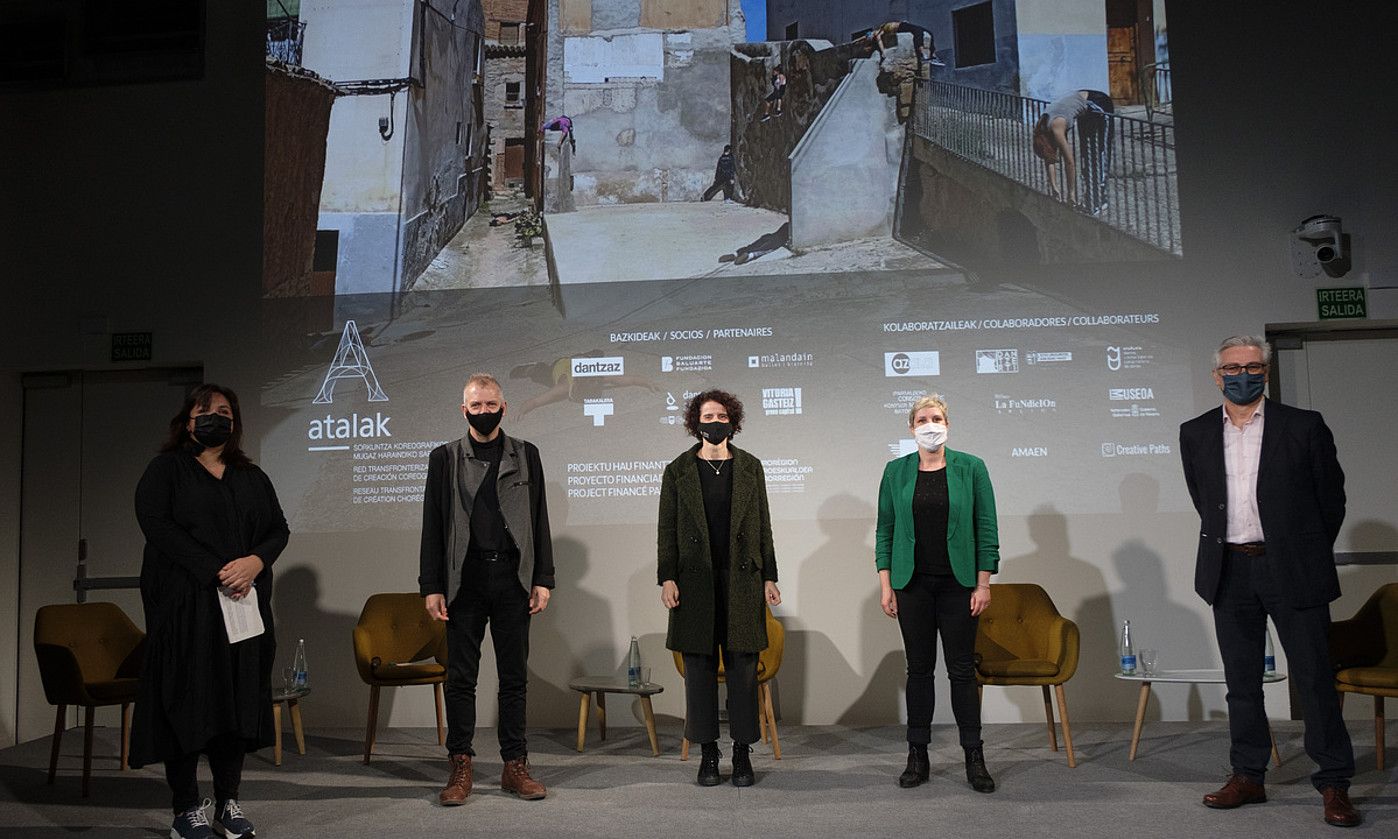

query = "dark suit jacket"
[[1178, 399, 1345, 607], [657, 444, 777, 655]]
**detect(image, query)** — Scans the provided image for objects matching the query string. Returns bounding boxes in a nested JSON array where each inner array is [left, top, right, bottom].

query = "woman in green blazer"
[[658, 389, 781, 788], [875, 393, 999, 793]]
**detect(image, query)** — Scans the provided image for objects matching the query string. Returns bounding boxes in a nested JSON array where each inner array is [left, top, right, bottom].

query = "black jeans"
[[1076, 90, 1115, 212], [1213, 550, 1354, 789], [164, 732, 244, 814], [895, 573, 982, 748], [445, 555, 532, 761], [703, 178, 734, 201], [682, 648, 760, 745]]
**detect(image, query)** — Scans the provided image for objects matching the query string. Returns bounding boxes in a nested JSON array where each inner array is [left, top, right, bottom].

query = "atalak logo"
[[572, 356, 624, 377], [885, 351, 940, 376], [309, 320, 391, 447]]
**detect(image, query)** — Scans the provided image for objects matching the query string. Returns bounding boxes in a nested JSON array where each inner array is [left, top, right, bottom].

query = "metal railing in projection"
[[912, 80, 1182, 257]]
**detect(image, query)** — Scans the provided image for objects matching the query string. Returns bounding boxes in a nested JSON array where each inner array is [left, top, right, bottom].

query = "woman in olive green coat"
[[658, 389, 780, 787]]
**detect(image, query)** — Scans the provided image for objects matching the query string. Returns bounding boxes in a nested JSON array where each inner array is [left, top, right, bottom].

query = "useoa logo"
[[572, 356, 624, 377], [885, 351, 940, 377]]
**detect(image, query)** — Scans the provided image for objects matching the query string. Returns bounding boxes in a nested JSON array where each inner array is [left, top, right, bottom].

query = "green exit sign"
[[111, 332, 153, 361], [1316, 287, 1366, 320]]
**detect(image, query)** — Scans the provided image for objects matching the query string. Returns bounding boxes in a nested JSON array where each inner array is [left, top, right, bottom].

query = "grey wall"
[[1, 1, 1397, 744]]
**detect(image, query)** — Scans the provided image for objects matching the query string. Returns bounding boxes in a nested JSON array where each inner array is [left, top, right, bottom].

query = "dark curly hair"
[[682, 389, 744, 440]]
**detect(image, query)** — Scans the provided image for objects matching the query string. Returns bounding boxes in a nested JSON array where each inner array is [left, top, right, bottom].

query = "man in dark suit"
[[1179, 335, 1358, 828]]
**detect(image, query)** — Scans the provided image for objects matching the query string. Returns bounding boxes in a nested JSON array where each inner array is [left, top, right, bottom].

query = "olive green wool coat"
[[657, 444, 778, 654]]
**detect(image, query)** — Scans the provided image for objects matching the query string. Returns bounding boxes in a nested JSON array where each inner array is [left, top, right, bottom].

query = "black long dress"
[[129, 447, 289, 768]]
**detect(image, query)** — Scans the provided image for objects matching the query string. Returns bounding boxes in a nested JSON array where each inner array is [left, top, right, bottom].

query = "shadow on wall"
[[269, 565, 360, 727], [731, 40, 864, 215]]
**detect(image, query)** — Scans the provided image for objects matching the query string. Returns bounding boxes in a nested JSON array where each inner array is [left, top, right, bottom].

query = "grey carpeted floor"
[[0, 721, 1391, 837]]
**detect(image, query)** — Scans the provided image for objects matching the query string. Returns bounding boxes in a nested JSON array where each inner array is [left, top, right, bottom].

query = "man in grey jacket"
[[420, 373, 555, 804]]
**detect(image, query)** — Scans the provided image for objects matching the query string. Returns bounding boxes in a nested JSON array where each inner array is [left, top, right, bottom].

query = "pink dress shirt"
[[1222, 403, 1265, 543]]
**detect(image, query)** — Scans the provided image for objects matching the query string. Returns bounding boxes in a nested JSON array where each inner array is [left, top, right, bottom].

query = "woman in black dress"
[[657, 390, 781, 787], [129, 384, 288, 839]]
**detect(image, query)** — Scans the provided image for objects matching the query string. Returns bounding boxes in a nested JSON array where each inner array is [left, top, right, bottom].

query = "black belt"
[[470, 549, 518, 562], [1227, 542, 1265, 556]]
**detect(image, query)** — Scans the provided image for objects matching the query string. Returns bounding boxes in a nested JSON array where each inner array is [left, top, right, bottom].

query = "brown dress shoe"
[[1321, 786, 1361, 827], [1203, 774, 1267, 809], [439, 754, 472, 806], [501, 757, 547, 800]]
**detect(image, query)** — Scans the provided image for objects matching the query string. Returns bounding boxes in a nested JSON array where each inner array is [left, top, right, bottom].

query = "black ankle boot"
[[731, 742, 755, 787], [898, 744, 930, 788], [697, 742, 722, 786], [965, 743, 995, 793]]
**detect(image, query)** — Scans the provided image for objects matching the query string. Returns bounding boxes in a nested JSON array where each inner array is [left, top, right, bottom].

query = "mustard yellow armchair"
[[352, 593, 447, 763], [974, 583, 1080, 767], [1330, 582, 1398, 770], [674, 606, 785, 760], [33, 602, 146, 797]]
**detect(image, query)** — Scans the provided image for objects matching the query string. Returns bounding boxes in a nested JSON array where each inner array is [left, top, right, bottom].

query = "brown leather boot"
[[1202, 774, 1266, 809], [501, 757, 547, 800], [438, 754, 472, 806], [1321, 786, 1361, 827]]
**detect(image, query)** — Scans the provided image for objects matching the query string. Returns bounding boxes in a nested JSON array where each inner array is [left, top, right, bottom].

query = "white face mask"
[[913, 422, 948, 451]]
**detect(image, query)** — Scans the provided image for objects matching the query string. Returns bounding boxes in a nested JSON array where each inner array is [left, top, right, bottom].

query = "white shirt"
[[1222, 403, 1265, 543]]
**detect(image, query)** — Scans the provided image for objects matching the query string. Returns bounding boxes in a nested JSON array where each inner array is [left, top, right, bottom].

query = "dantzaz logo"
[[976, 349, 1019, 374], [572, 356, 624, 377], [1101, 441, 1172, 457], [661, 354, 712, 373], [885, 351, 940, 376], [309, 320, 391, 447], [1107, 346, 1153, 371], [762, 387, 802, 416], [994, 394, 1058, 414], [583, 397, 614, 426], [749, 351, 815, 369]]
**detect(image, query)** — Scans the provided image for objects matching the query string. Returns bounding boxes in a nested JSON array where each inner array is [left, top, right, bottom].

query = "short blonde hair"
[[463, 373, 502, 395], [907, 393, 949, 426]]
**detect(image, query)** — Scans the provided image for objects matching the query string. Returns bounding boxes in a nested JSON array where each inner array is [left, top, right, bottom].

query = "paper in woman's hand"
[[218, 585, 265, 643]]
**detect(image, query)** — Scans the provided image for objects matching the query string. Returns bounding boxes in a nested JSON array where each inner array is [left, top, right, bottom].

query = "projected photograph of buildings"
[[261, 0, 1178, 299]]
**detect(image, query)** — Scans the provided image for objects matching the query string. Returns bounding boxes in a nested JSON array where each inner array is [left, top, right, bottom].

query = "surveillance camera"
[[1289, 214, 1350, 278]]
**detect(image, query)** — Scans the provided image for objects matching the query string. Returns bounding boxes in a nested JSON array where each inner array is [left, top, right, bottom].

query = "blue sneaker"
[[213, 799, 256, 838], [171, 801, 214, 839]]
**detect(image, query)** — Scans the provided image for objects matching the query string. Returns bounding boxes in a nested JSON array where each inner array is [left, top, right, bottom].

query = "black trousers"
[[682, 647, 760, 746], [445, 555, 532, 761], [1076, 90, 1115, 212], [703, 178, 734, 201], [895, 573, 982, 748], [1213, 550, 1354, 789], [164, 732, 244, 814]]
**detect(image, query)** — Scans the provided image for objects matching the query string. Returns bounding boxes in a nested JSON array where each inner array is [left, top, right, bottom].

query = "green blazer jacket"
[[875, 448, 1000, 590], [657, 444, 778, 654]]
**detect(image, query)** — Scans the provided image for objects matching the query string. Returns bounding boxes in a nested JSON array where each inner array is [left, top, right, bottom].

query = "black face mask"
[[467, 408, 503, 437], [697, 421, 732, 445], [192, 413, 233, 448]]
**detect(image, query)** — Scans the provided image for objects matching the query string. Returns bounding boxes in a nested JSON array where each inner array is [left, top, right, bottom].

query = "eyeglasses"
[[1216, 363, 1268, 375]]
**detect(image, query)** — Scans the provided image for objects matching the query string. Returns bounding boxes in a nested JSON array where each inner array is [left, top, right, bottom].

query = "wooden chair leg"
[[81, 706, 95, 798], [762, 681, 782, 760], [363, 685, 381, 764], [640, 696, 661, 756], [433, 682, 446, 746], [597, 691, 607, 741], [575, 691, 590, 752], [759, 689, 769, 744], [1055, 683, 1076, 768], [1377, 695, 1386, 772], [120, 703, 132, 770], [273, 702, 284, 767], [681, 708, 690, 762], [1267, 721, 1281, 768], [1042, 685, 1059, 752], [47, 704, 65, 785], [289, 697, 306, 755]]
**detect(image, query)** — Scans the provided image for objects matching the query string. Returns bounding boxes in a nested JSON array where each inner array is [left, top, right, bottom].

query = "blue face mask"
[[1221, 372, 1265, 405]]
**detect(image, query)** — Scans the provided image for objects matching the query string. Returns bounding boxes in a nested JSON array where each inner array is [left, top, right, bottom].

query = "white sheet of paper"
[[219, 586, 265, 643]]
